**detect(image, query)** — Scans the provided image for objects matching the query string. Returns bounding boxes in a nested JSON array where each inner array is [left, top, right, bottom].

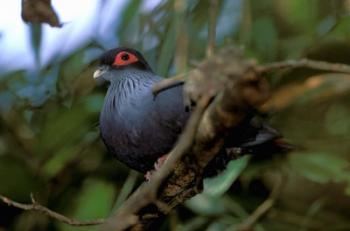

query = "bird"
[[93, 47, 291, 178]]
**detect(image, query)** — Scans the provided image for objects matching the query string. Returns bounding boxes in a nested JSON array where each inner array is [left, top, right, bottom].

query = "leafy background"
[[1, 0, 350, 230]]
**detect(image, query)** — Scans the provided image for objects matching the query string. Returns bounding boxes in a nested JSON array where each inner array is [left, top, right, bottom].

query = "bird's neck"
[[108, 69, 156, 99], [102, 69, 158, 117]]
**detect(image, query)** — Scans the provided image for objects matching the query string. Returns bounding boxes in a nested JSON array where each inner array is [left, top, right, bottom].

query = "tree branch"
[[152, 74, 186, 96], [0, 194, 104, 226], [257, 58, 350, 74]]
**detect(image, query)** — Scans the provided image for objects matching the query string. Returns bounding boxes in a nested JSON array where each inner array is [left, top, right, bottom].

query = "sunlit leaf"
[[185, 194, 226, 216]]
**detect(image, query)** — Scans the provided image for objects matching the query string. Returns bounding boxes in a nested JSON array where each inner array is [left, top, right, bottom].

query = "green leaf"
[[289, 152, 349, 184], [29, 23, 42, 66], [185, 194, 226, 216], [156, 20, 177, 76], [177, 216, 208, 231], [327, 16, 350, 38], [41, 146, 79, 178], [36, 105, 90, 156], [85, 94, 105, 114], [251, 17, 278, 61], [60, 179, 115, 231], [205, 221, 228, 231], [117, 0, 143, 36], [0, 156, 40, 201], [111, 170, 138, 211], [282, 0, 318, 32], [204, 156, 250, 197], [325, 103, 350, 136]]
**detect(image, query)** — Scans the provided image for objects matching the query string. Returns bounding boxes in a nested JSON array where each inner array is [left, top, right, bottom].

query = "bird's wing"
[[152, 83, 190, 139]]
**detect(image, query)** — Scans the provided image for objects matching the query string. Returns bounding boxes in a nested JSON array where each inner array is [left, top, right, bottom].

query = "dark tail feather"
[[204, 123, 296, 177], [238, 124, 297, 159], [240, 137, 295, 159]]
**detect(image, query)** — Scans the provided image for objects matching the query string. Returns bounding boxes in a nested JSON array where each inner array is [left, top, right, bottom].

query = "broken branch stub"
[[21, 0, 62, 27], [184, 47, 268, 110]]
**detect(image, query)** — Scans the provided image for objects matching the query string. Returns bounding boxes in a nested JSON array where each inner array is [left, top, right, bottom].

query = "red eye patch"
[[113, 51, 139, 66]]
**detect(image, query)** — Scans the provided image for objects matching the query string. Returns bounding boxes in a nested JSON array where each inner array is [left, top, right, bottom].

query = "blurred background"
[[1, 0, 350, 230]]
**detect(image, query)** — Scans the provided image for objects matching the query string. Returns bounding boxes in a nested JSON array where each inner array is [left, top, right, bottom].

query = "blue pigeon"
[[94, 47, 291, 178]]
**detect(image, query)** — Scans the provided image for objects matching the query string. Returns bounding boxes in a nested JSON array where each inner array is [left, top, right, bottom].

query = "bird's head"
[[93, 47, 153, 85]]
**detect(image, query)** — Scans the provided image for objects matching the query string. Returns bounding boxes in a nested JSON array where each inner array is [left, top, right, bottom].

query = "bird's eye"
[[121, 54, 129, 61], [113, 51, 138, 66]]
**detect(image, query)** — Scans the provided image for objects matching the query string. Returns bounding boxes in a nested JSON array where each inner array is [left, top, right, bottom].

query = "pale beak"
[[93, 65, 109, 85]]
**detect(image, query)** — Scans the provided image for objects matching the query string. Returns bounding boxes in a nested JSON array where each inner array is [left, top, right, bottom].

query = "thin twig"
[[258, 58, 350, 74], [206, 0, 219, 58], [152, 74, 186, 95], [235, 174, 283, 231], [0, 194, 105, 226]]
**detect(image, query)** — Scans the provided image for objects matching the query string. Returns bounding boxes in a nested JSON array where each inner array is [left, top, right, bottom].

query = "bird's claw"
[[144, 154, 169, 181], [154, 154, 168, 171], [144, 171, 154, 181]]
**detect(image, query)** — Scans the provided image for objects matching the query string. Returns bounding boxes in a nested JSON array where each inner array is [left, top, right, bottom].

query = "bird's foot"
[[144, 154, 169, 181], [154, 154, 168, 171], [144, 171, 154, 181]]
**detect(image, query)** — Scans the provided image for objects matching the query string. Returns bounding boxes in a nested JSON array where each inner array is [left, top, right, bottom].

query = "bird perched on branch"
[[94, 47, 291, 179]]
